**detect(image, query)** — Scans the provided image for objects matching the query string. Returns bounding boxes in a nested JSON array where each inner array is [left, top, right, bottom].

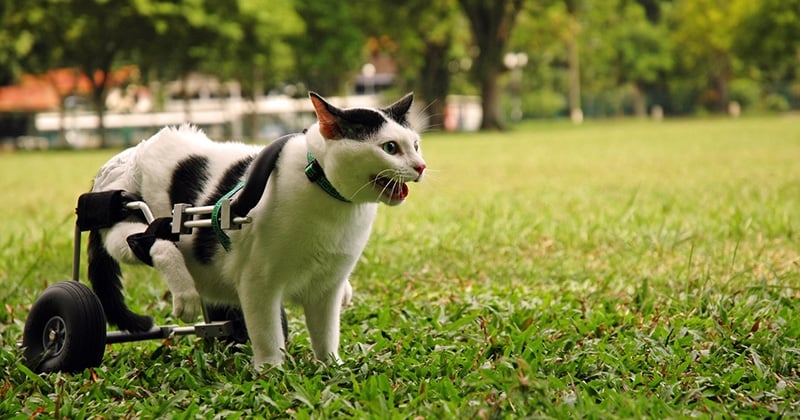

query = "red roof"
[[0, 67, 138, 112]]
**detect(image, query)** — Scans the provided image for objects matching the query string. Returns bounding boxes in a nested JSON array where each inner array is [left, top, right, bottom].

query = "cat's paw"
[[341, 281, 353, 308], [172, 290, 202, 323], [327, 353, 344, 366], [253, 354, 284, 370]]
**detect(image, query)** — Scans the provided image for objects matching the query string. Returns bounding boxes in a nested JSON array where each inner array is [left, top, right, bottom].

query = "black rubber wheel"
[[22, 281, 107, 373]]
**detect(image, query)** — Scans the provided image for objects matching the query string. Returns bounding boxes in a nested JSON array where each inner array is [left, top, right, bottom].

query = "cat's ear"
[[309, 92, 343, 140], [383, 93, 414, 124]]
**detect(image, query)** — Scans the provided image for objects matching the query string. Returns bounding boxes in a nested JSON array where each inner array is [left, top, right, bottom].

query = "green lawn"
[[2, 116, 799, 417]]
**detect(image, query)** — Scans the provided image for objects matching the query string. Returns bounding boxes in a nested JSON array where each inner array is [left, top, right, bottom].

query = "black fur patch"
[[231, 134, 293, 217], [88, 230, 154, 331], [337, 108, 387, 140], [389, 113, 408, 127], [170, 155, 210, 206], [193, 156, 255, 264]]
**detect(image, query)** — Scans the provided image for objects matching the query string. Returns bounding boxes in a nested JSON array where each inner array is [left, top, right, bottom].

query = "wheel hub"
[[42, 316, 67, 357]]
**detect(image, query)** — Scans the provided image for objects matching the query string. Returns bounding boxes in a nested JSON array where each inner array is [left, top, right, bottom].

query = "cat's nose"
[[413, 164, 426, 181]]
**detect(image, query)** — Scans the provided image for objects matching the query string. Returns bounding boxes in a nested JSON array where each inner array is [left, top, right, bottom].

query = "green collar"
[[304, 152, 351, 203]]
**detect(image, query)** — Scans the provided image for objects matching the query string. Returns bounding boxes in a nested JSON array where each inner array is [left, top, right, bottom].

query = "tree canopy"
[[1, 0, 799, 140]]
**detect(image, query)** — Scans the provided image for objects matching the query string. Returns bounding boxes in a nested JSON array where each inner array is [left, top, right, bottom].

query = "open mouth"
[[372, 175, 408, 203]]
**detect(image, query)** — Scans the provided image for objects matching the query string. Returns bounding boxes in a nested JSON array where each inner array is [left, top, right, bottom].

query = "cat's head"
[[306, 92, 426, 206]]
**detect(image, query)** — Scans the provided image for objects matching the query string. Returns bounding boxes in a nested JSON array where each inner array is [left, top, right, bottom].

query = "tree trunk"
[[714, 52, 733, 113], [480, 68, 503, 130], [48, 69, 80, 148], [92, 84, 108, 148], [717, 75, 730, 113], [458, 0, 524, 131], [85, 55, 115, 148], [632, 83, 647, 118], [57, 101, 68, 147], [419, 41, 451, 131], [566, 4, 582, 124]]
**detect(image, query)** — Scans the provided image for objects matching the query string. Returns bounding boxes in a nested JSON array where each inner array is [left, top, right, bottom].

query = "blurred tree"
[[604, 0, 673, 116], [1, 1, 88, 145], [4, 0, 302, 145], [137, 1, 301, 101], [670, 0, 749, 112], [287, 2, 363, 96], [458, 0, 525, 130], [135, 1, 232, 118], [3, 0, 798, 141], [0, 3, 33, 86], [4, 0, 155, 147], [205, 0, 303, 138], [412, 1, 464, 131], [507, 2, 567, 118], [733, 0, 800, 87], [563, 0, 582, 122], [217, 0, 302, 94], [55, 0, 154, 147], [361, 0, 463, 130]]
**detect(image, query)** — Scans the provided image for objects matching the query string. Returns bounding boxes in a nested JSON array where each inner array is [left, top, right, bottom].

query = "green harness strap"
[[213, 150, 349, 252], [212, 180, 246, 252]]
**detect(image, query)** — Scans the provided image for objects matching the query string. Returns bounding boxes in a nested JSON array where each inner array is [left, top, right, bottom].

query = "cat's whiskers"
[[347, 168, 396, 201], [418, 103, 437, 131], [414, 168, 444, 195], [419, 99, 437, 116], [377, 169, 404, 200]]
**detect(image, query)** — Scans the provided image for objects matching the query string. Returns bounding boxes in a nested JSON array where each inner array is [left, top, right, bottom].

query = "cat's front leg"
[[103, 221, 201, 323], [303, 282, 347, 364], [239, 286, 286, 368], [149, 240, 202, 323], [341, 279, 353, 308]]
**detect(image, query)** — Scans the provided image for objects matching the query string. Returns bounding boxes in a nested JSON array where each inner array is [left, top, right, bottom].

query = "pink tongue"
[[394, 183, 409, 200]]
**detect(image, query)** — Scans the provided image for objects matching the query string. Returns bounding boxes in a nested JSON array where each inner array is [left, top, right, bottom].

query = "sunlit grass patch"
[[2, 116, 799, 417]]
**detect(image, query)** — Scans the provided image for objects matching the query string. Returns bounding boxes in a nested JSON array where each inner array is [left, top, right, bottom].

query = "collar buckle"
[[304, 159, 324, 183]]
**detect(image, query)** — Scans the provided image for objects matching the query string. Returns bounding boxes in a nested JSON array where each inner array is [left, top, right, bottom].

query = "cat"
[[87, 92, 426, 367]]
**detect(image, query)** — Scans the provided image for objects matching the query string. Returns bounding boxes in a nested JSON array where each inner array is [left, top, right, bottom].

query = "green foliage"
[[607, 1, 673, 86], [355, 0, 465, 127], [0, 2, 36, 84], [210, 0, 303, 96], [2, 0, 800, 127], [729, 78, 762, 111], [2, 117, 800, 416], [733, 0, 800, 84], [287, 2, 363, 96], [668, 0, 750, 111], [762, 93, 790, 113], [523, 89, 566, 118], [135, 0, 302, 96]]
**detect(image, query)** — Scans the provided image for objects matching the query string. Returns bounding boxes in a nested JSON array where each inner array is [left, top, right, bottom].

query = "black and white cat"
[[88, 92, 425, 367]]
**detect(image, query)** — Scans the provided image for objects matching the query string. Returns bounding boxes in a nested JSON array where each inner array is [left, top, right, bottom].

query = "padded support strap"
[[76, 190, 141, 231], [125, 217, 177, 266], [230, 134, 294, 217]]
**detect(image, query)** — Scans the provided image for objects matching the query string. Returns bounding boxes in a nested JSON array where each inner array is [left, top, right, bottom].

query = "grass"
[[2, 116, 800, 418]]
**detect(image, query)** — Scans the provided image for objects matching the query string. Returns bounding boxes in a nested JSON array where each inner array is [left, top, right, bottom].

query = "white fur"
[[92, 111, 424, 368]]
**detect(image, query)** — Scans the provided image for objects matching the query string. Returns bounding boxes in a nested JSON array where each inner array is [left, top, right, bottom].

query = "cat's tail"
[[87, 230, 154, 332]]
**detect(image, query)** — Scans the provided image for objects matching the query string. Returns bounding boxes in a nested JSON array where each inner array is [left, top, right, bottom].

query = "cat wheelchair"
[[20, 190, 284, 373]]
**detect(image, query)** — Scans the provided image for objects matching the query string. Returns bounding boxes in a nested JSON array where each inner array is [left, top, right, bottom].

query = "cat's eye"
[[414, 141, 419, 151], [382, 141, 399, 155]]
